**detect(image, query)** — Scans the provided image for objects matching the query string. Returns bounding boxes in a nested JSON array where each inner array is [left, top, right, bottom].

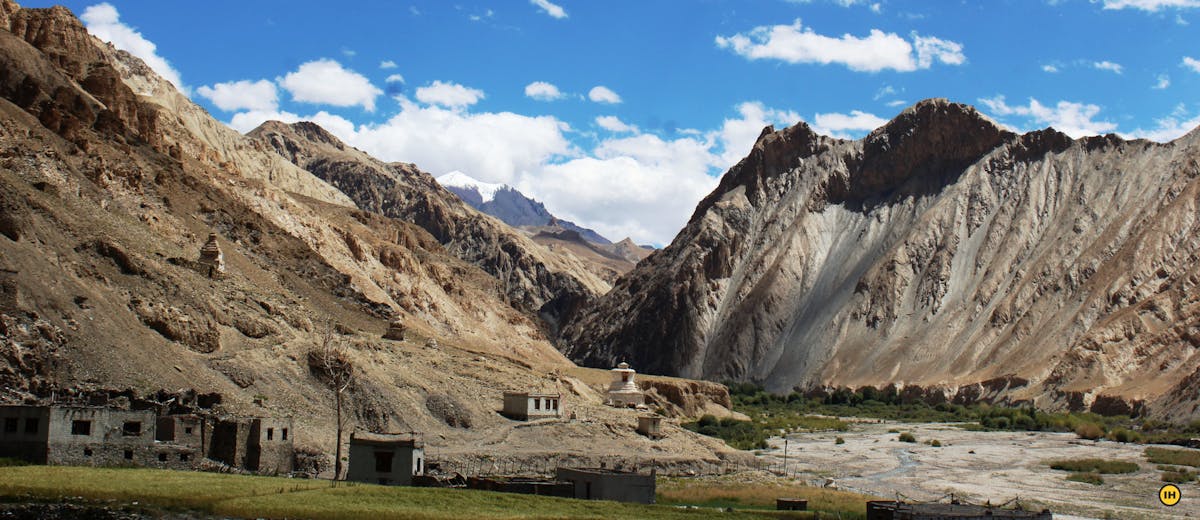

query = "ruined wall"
[[0, 405, 49, 463]]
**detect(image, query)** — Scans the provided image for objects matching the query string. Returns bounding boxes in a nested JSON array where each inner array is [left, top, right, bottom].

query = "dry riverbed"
[[760, 421, 1196, 520]]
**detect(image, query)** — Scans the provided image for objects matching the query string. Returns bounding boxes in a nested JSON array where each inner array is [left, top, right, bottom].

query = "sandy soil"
[[760, 422, 1197, 520]]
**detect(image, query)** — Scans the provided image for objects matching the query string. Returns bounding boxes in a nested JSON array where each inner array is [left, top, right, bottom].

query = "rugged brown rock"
[[246, 121, 609, 330], [560, 99, 1200, 418]]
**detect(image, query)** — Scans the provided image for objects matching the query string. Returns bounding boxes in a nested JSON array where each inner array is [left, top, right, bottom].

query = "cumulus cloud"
[[279, 59, 382, 111], [415, 80, 485, 108], [712, 101, 801, 167], [80, 3, 185, 90], [196, 79, 277, 112], [588, 86, 622, 104], [715, 19, 965, 72], [227, 109, 357, 137], [595, 115, 638, 133], [978, 95, 1116, 138], [1124, 104, 1200, 142], [1154, 74, 1171, 89], [380, 60, 398, 69], [1102, 0, 1200, 10], [530, 0, 568, 19], [812, 110, 888, 138], [1092, 60, 1124, 74], [1184, 56, 1200, 73], [1042, 64, 1059, 73], [524, 81, 565, 101], [385, 74, 406, 84]]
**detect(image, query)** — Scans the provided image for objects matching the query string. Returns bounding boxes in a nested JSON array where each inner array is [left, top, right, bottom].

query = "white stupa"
[[606, 362, 644, 407]]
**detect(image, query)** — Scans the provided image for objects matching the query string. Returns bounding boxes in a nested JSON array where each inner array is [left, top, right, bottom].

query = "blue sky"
[[25, 0, 1200, 244]]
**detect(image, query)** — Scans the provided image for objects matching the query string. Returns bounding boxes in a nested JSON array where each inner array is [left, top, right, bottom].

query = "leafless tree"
[[307, 324, 353, 481]]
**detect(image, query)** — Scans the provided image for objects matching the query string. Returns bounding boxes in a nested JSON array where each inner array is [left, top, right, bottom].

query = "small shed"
[[636, 415, 663, 439], [346, 432, 425, 486], [555, 466, 656, 504], [502, 392, 562, 421]]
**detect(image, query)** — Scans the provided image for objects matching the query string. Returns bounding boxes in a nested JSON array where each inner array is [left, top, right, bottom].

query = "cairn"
[[198, 233, 225, 277], [383, 318, 406, 341]]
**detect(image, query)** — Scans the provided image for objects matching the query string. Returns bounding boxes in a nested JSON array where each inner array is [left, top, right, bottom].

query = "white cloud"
[[196, 79, 277, 112], [1154, 74, 1171, 89], [885, 99, 907, 107], [524, 81, 565, 101], [588, 86, 622, 104], [1102, 0, 1200, 10], [715, 19, 965, 72], [80, 3, 185, 91], [712, 101, 802, 168], [380, 60, 398, 69], [873, 85, 896, 100], [415, 80, 485, 108], [812, 110, 888, 138], [1184, 56, 1200, 73], [530, 0, 568, 19], [385, 74, 406, 84], [1092, 60, 1124, 74], [978, 95, 1117, 138], [279, 59, 382, 111], [1124, 104, 1200, 142], [595, 115, 638, 133], [349, 98, 571, 186], [1042, 64, 1060, 73]]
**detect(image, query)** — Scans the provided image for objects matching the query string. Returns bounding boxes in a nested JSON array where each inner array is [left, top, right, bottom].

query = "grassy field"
[[0, 465, 859, 519]]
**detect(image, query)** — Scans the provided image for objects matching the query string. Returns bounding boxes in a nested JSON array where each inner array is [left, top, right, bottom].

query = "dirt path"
[[759, 421, 1197, 519]]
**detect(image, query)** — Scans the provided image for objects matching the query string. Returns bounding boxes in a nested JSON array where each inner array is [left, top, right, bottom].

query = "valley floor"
[[760, 421, 1195, 520]]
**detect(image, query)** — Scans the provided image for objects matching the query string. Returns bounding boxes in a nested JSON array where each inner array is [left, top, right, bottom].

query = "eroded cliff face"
[[246, 121, 608, 331], [560, 99, 1200, 416]]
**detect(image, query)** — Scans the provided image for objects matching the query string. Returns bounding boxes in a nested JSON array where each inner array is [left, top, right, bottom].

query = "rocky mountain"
[[560, 99, 1200, 417], [0, 0, 739, 473], [436, 170, 612, 245]]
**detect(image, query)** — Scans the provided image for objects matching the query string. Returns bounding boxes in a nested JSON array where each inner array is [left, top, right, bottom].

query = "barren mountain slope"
[[560, 99, 1200, 417], [247, 121, 609, 330], [0, 2, 738, 470]]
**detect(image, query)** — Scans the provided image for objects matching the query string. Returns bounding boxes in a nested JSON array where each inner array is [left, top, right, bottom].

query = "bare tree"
[[307, 324, 354, 481]]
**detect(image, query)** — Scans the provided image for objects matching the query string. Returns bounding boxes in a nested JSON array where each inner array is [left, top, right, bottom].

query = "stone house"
[[206, 416, 294, 474], [0, 405, 196, 468], [346, 432, 424, 486], [636, 415, 663, 439], [501, 392, 562, 421], [555, 466, 656, 504]]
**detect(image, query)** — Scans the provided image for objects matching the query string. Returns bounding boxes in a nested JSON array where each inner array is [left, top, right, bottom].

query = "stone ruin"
[[383, 318, 406, 341], [197, 233, 225, 277]]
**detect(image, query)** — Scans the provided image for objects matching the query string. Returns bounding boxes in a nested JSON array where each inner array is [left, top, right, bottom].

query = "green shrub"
[[1075, 422, 1105, 440], [1066, 472, 1104, 485], [697, 414, 719, 428], [1146, 447, 1200, 468], [835, 437, 845, 445], [1048, 459, 1138, 474], [1162, 470, 1197, 484], [898, 432, 916, 443], [1106, 428, 1141, 443], [887, 428, 900, 434], [0, 458, 28, 467], [930, 439, 942, 447]]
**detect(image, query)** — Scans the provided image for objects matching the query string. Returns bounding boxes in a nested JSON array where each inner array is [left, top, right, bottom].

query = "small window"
[[83, 448, 93, 457], [123, 449, 133, 460], [416, 457, 423, 474], [24, 418, 39, 434], [375, 451, 394, 473], [71, 420, 92, 436], [184, 426, 193, 435], [122, 421, 142, 436], [534, 399, 540, 410], [180, 453, 190, 462], [4, 417, 18, 433], [266, 427, 274, 441], [158, 453, 168, 462], [551, 399, 558, 410], [281, 428, 288, 441]]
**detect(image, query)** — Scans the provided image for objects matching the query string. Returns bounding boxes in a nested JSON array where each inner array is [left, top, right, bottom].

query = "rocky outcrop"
[[247, 121, 609, 329], [561, 98, 1200, 418]]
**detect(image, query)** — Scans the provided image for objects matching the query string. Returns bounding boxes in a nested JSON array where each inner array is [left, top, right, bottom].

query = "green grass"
[[1066, 472, 1104, 485], [682, 412, 848, 451], [1047, 459, 1138, 474], [0, 466, 823, 520], [1145, 447, 1200, 468], [1161, 470, 1196, 484]]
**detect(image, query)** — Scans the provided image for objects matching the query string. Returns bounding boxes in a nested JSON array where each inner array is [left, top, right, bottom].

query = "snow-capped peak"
[[436, 171, 507, 203]]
